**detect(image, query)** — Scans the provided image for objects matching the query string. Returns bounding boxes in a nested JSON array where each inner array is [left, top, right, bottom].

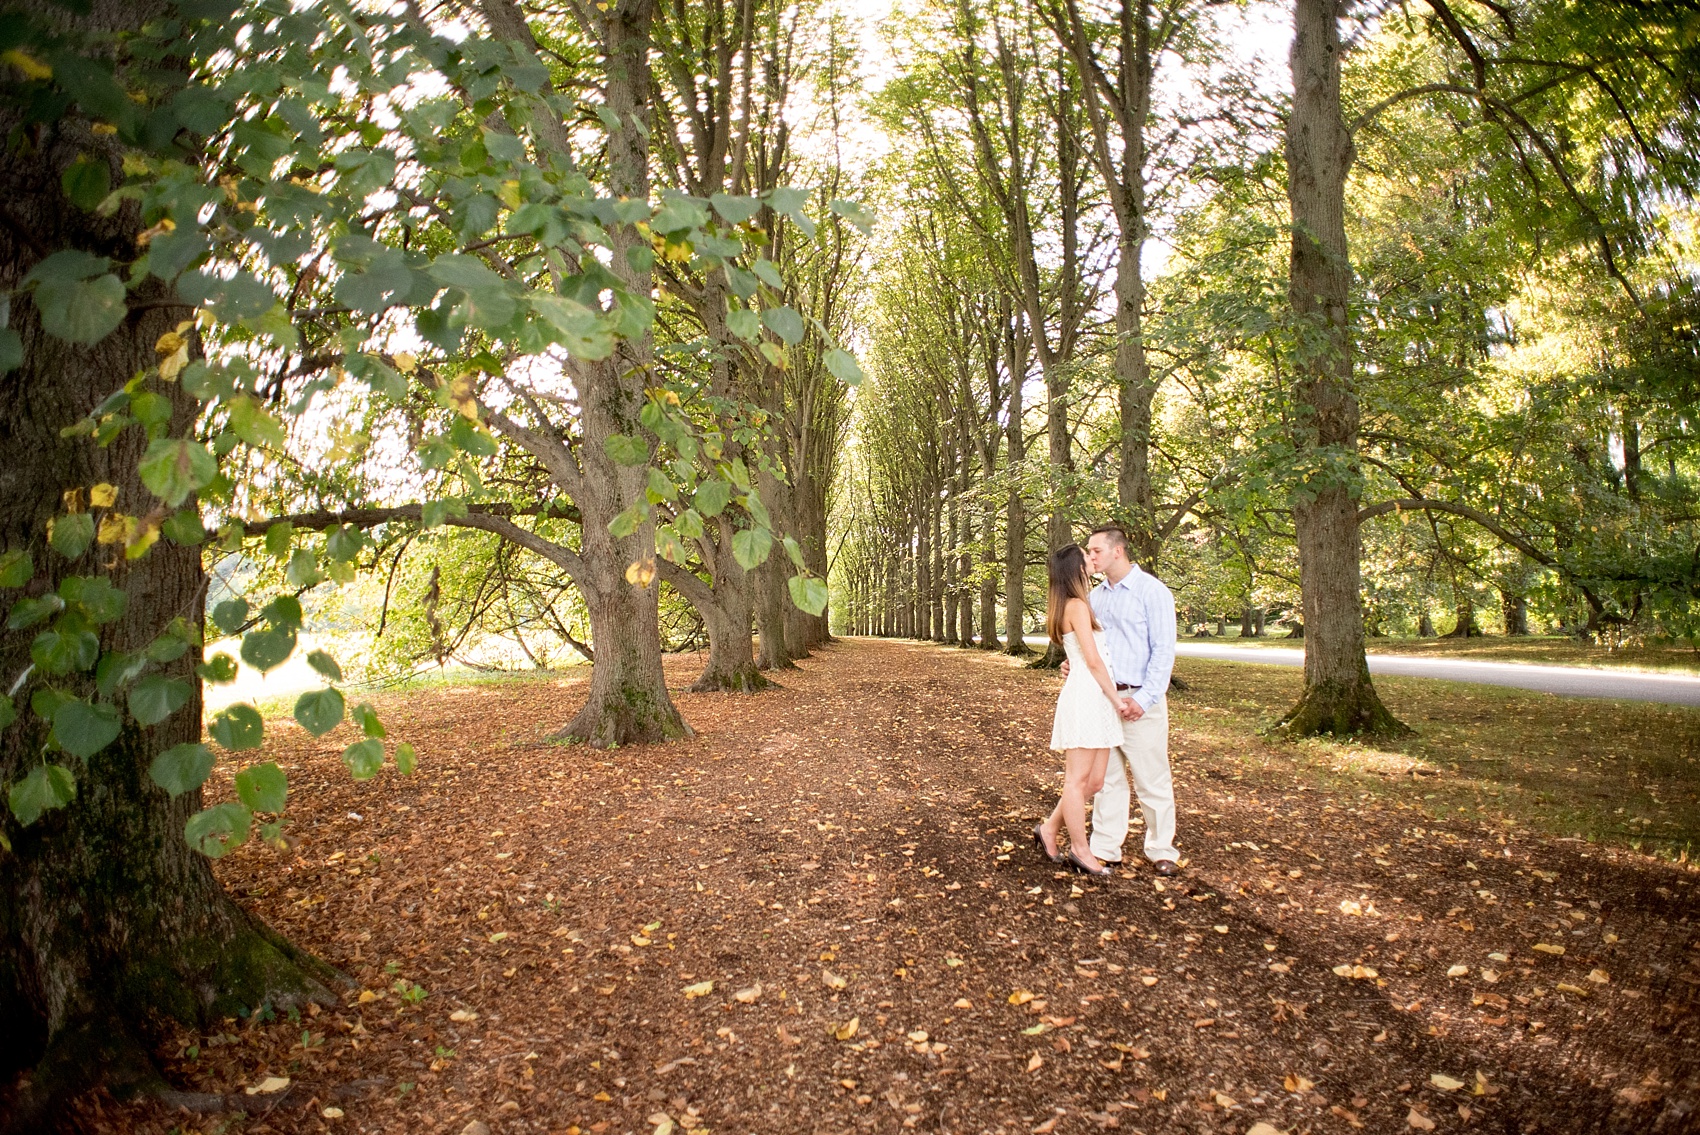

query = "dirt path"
[[85, 639, 1699, 1135]]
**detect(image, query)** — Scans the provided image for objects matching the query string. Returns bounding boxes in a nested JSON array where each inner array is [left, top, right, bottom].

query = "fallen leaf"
[[449, 1008, 478, 1022], [833, 1016, 859, 1041], [734, 983, 763, 1004], [906, 1030, 929, 1043], [321, 1106, 344, 1119], [1408, 1108, 1436, 1130], [1430, 1073, 1465, 1092], [822, 969, 847, 990], [357, 990, 378, 1004], [776, 1024, 800, 1046], [1213, 1091, 1237, 1108], [682, 981, 714, 999], [1332, 964, 1379, 980], [1246, 1124, 1288, 1135], [1009, 989, 1034, 1005], [1026, 1052, 1043, 1072], [1587, 969, 1611, 984], [1532, 943, 1565, 956], [953, 998, 973, 1009], [1556, 982, 1590, 997], [631, 935, 652, 947], [245, 1076, 290, 1095], [1141, 975, 1159, 986], [1446, 965, 1469, 977], [1284, 1073, 1315, 1093], [1033, 1118, 1059, 1134]]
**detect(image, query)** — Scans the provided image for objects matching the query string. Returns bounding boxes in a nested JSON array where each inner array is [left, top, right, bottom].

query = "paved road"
[[1174, 642, 1700, 708]]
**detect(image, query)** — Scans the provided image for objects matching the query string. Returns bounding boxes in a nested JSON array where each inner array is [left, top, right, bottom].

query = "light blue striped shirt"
[[1090, 565, 1176, 712]]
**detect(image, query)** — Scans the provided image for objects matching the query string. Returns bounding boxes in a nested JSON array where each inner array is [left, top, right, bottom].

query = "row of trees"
[[0, 0, 866, 1117], [835, 0, 1700, 731]]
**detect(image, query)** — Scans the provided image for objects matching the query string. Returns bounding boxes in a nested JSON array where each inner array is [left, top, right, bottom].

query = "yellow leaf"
[[1214, 1092, 1237, 1108], [89, 483, 117, 508], [682, 981, 714, 999], [91, 122, 118, 135], [1446, 965, 1469, 977], [1141, 975, 1159, 986], [1587, 968, 1610, 984], [1008, 989, 1034, 1005], [357, 990, 378, 1003], [1284, 1073, 1315, 1093], [1430, 1073, 1465, 1092], [1332, 964, 1378, 980], [1556, 982, 1590, 997], [631, 934, 652, 947], [1026, 1052, 1043, 1072], [1532, 943, 1565, 956], [3, 49, 53, 80], [1407, 1108, 1436, 1131], [626, 559, 657, 588], [833, 1016, 859, 1041], [594, 1090, 612, 1101], [321, 1106, 344, 1119], [97, 513, 133, 545], [952, 998, 972, 1009], [1246, 1125, 1288, 1135], [449, 1009, 478, 1022], [244, 1076, 290, 1095], [734, 983, 762, 1004], [394, 352, 418, 373], [906, 1030, 928, 1043], [446, 372, 480, 419]]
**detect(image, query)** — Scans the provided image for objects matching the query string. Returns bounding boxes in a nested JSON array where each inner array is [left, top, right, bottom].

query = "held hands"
[[1119, 698, 1144, 722]]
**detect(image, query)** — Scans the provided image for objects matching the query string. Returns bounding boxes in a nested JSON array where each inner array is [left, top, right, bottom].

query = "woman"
[[1033, 544, 1126, 877]]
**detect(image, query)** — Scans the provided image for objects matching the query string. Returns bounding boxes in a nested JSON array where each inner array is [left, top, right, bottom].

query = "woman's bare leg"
[[1044, 747, 1109, 869]]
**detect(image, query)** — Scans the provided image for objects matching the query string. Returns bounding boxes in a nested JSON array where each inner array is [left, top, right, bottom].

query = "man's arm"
[[1133, 581, 1177, 712]]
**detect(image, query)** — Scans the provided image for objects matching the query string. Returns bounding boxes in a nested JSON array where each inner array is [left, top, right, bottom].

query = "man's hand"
[[1059, 659, 1070, 679], [1119, 699, 1144, 722]]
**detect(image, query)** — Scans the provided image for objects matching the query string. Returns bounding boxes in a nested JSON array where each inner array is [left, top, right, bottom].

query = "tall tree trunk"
[[555, 0, 688, 743], [1003, 317, 1031, 655], [0, 26, 338, 1117], [979, 502, 1001, 649], [931, 497, 947, 639], [943, 491, 960, 644], [1277, 0, 1404, 737], [915, 511, 932, 640], [1502, 590, 1529, 636]]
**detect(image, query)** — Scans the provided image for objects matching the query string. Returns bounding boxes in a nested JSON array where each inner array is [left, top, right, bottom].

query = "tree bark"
[[1277, 0, 1405, 738], [1502, 590, 1530, 636], [0, 22, 338, 1117]]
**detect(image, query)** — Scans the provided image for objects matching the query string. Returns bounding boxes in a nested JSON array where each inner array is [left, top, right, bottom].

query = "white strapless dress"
[[1049, 630, 1126, 750]]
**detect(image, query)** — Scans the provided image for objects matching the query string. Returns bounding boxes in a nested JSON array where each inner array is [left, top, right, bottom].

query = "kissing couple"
[[1032, 525, 1182, 878]]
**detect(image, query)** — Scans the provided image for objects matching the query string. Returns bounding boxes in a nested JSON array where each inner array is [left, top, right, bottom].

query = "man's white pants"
[[1089, 695, 1178, 864]]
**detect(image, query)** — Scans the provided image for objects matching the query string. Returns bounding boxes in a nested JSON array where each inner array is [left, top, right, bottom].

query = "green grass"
[[1183, 631, 1700, 673], [1172, 657, 1700, 861]]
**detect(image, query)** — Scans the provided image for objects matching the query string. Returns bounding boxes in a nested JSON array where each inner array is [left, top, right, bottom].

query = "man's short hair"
[[1089, 525, 1132, 557]]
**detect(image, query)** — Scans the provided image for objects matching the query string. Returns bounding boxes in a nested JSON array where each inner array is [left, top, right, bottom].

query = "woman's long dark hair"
[[1046, 544, 1100, 644]]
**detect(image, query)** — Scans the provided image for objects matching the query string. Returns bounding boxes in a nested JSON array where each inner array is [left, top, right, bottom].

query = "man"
[[1064, 525, 1181, 876]]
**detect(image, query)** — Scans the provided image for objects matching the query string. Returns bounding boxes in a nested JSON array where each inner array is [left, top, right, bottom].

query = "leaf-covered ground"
[[73, 638, 1700, 1135]]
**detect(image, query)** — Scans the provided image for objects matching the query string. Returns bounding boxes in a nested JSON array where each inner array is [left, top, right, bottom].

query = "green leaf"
[[226, 395, 287, 450], [138, 439, 218, 507], [646, 467, 677, 502], [210, 703, 264, 751], [284, 548, 322, 588], [293, 687, 345, 738], [262, 595, 303, 630], [788, 573, 829, 616], [234, 761, 287, 813], [761, 306, 804, 346], [197, 653, 238, 684], [0, 328, 22, 374], [306, 650, 343, 682], [603, 433, 649, 466], [726, 306, 761, 342], [149, 742, 214, 797], [60, 575, 127, 623], [607, 502, 647, 539], [50, 513, 95, 560], [352, 701, 386, 739], [95, 650, 146, 697], [394, 741, 418, 775], [8, 594, 65, 630], [0, 551, 33, 589], [325, 525, 364, 563], [8, 764, 76, 826], [31, 627, 100, 674], [656, 525, 686, 564], [783, 535, 806, 569], [675, 508, 704, 540], [185, 802, 251, 858], [828, 198, 876, 234], [52, 699, 121, 760], [35, 273, 126, 345], [264, 522, 294, 559], [240, 626, 296, 673], [162, 508, 206, 546], [824, 348, 865, 385], [211, 598, 248, 635], [694, 479, 732, 518], [129, 675, 191, 726], [341, 737, 384, 780], [710, 193, 761, 224], [732, 526, 773, 570], [30, 688, 74, 723], [146, 634, 190, 663]]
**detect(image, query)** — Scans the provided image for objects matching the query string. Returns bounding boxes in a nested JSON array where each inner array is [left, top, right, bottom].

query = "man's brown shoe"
[[1152, 859, 1180, 877]]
